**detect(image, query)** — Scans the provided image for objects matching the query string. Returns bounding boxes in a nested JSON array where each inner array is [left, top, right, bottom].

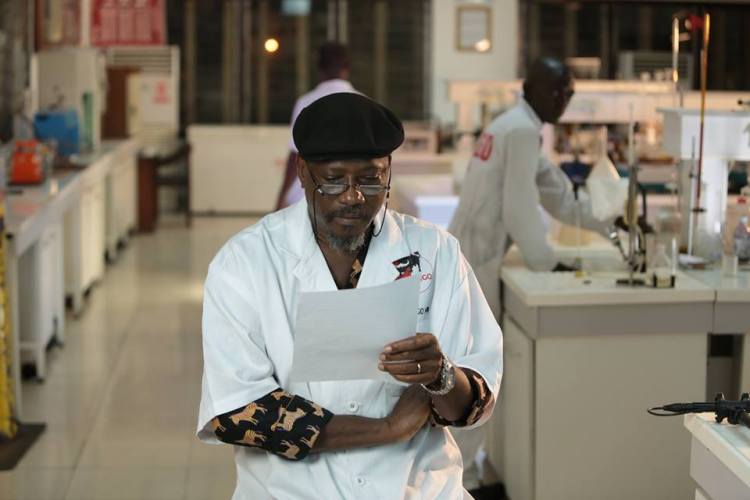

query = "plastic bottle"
[[587, 127, 627, 222], [651, 243, 674, 288], [727, 188, 750, 262], [656, 207, 681, 272]]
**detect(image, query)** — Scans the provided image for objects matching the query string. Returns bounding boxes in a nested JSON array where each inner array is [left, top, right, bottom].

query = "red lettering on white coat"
[[473, 133, 494, 161]]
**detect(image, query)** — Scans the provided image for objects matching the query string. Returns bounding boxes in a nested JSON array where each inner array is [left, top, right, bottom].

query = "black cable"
[[648, 393, 750, 428], [647, 402, 717, 416], [372, 169, 392, 238], [312, 181, 320, 240]]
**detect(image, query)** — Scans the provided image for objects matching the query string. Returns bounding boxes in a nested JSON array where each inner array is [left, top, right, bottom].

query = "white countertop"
[[4, 172, 81, 256], [70, 139, 136, 187], [501, 267, 715, 307], [504, 237, 625, 269], [687, 269, 750, 303], [685, 413, 750, 490], [661, 108, 750, 118]]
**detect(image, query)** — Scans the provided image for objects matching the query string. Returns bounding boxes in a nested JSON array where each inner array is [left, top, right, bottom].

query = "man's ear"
[[295, 155, 306, 188]]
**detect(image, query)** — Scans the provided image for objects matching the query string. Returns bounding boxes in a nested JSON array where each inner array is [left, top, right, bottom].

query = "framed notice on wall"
[[456, 5, 492, 53], [35, 0, 81, 50], [90, 0, 166, 47]]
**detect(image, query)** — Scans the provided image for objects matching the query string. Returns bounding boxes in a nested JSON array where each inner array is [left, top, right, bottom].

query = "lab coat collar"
[[519, 96, 543, 131], [315, 78, 354, 93], [286, 199, 406, 290], [286, 200, 332, 290]]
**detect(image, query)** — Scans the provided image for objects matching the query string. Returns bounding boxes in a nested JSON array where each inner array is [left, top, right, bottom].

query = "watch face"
[[441, 357, 456, 392], [445, 363, 456, 383]]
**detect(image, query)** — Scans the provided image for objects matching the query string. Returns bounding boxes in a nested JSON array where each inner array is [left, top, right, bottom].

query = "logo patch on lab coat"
[[473, 133, 494, 161], [393, 252, 421, 280], [392, 252, 433, 295]]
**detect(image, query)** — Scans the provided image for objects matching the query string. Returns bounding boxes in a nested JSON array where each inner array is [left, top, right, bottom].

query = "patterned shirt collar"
[[347, 228, 374, 289]]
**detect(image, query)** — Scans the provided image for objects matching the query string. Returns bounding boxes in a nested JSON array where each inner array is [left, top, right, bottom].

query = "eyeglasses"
[[317, 183, 390, 196], [309, 170, 391, 197]]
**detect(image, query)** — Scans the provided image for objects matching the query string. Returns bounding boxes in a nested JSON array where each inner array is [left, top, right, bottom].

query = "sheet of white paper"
[[290, 276, 420, 383]]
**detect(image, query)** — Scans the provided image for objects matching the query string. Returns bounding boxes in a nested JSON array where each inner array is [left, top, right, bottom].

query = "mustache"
[[325, 207, 366, 221]]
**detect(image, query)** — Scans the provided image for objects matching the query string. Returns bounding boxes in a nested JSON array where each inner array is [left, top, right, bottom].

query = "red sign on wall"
[[91, 0, 166, 47]]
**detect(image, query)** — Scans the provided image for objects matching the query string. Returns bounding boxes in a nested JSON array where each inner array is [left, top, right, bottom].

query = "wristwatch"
[[422, 355, 456, 396]]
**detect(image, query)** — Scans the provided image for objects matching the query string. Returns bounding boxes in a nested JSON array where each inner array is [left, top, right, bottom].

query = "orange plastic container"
[[9, 140, 46, 185]]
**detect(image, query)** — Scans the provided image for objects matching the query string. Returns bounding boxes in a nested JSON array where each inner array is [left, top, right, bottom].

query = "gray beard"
[[322, 230, 367, 254]]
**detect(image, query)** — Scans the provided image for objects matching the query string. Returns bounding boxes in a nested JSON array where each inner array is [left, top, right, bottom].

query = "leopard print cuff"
[[212, 389, 333, 461]]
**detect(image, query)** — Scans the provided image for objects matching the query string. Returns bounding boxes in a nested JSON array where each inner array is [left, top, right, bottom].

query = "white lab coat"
[[197, 200, 503, 500], [449, 99, 611, 312], [283, 79, 358, 206]]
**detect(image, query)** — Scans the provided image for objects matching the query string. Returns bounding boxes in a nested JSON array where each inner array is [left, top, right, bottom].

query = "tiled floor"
[[0, 216, 258, 500]]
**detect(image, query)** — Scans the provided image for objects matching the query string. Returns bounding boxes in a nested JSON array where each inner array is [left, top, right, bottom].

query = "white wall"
[[431, 0, 518, 125]]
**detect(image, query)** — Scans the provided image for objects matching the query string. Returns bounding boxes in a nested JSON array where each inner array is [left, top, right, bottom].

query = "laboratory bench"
[[684, 413, 750, 500], [485, 239, 750, 500], [687, 269, 750, 335], [5, 171, 79, 391], [3, 139, 138, 415], [688, 269, 750, 411], [58, 139, 139, 315], [492, 264, 714, 500]]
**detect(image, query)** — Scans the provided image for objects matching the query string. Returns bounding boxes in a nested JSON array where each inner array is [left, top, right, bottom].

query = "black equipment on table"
[[648, 393, 750, 429]]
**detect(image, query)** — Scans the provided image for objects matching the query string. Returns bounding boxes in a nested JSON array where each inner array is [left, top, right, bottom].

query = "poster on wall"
[[137, 75, 175, 125], [90, 0, 166, 47], [456, 5, 492, 53], [35, 0, 81, 50]]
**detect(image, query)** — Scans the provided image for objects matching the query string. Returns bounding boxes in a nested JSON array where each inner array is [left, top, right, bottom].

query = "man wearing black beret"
[[197, 92, 503, 499]]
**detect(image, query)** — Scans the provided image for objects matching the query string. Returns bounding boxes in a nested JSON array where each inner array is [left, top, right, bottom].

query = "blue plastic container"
[[33, 110, 80, 157]]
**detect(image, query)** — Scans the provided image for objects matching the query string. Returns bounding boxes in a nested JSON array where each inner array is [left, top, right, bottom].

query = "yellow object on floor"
[[0, 201, 18, 439]]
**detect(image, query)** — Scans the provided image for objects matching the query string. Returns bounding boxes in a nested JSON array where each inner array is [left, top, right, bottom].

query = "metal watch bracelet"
[[422, 356, 456, 396]]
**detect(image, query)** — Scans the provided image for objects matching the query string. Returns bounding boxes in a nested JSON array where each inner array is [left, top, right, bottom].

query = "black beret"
[[293, 93, 404, 162]]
